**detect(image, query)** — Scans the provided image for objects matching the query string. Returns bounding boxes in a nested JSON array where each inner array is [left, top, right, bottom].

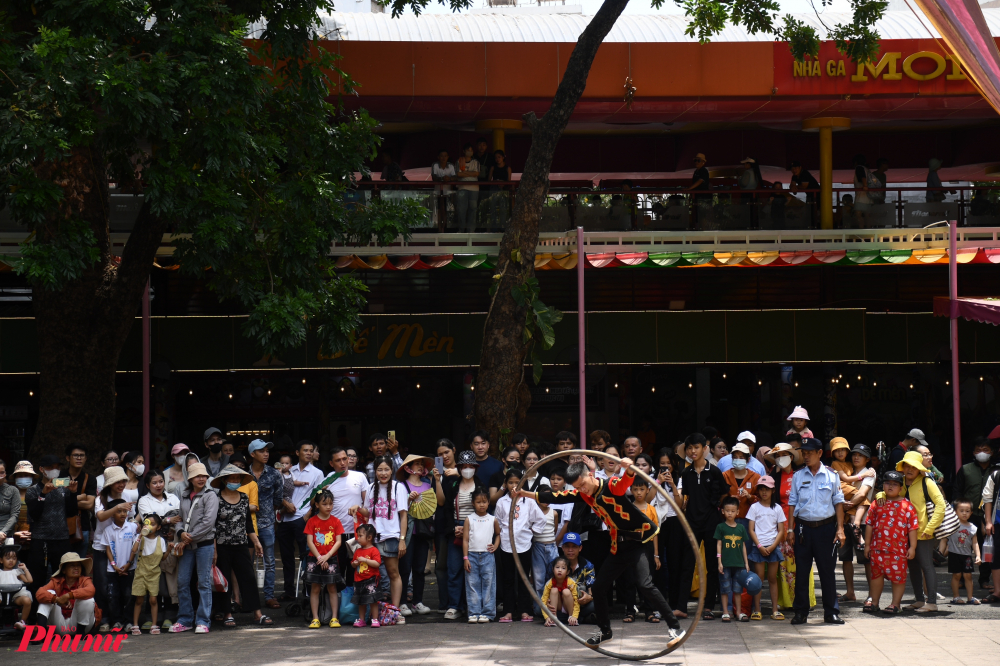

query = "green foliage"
[[510, 276, 563, 385], [0, 0, 414, 357]]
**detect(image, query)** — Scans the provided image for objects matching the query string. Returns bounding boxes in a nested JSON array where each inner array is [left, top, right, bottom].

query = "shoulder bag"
[[921, 477, 959, 539]]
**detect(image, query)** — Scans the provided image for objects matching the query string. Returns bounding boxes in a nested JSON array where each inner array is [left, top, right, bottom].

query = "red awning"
[[933, 296, 1000, 325]]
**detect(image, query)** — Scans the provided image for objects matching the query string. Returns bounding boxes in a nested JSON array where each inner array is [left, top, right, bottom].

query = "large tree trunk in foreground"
[[30, 147, 164, 460], [474, 0, 630, 446]]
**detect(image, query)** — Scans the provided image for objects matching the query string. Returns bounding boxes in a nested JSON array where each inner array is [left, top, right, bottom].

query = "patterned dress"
[[866, 498, 919, 583]]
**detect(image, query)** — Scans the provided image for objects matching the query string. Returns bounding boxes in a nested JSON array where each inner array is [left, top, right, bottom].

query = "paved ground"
[[5, 564, 1000, 664]]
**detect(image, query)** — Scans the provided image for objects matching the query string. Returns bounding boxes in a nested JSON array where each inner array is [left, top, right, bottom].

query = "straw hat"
[[186, 462, 210, 479], [787, 406, 810, 421], [102, 466, 128, 487], [210, 464, 253, 489], [896, 450, 929, 473], [58, 552, 93, 576], [830, 437, 850, 453], [11, 460, 38, 478], [396, 454, 435, 481]]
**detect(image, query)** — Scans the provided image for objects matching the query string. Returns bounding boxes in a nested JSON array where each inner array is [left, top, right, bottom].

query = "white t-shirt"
[[432, 162, 456, 193], [141, 535, 167, 556], [652, 479, 682, 521], [495, 494, 545, 553], [746, 502, 786, 547], [467, 513, 497, 553], [289, 463, 324, 521], [137, 493, 180, 520], [104, 521, 139, 571], [327, 470, 368, 533], [94, 496, 137, 546], [365, 481, 409, 541], [532, 508, 559, 544]]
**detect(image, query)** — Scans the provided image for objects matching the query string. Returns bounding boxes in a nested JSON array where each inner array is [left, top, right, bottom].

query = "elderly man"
[[716, 431, 767, 476], [788, 437, 846, 625], [517, 457, 683, 647]]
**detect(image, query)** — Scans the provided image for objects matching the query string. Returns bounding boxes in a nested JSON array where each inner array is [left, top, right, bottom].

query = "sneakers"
[[112, 622, 123, 632], [667, 627, 685, 642], [468, 616, 479, 624], [413, 603, 431, 615], [169, 623, 191, 633], [353, 619, 366, 628], [399, 604, 413, 617], [330, 618, 341, 628], [443, 608, 460, 620], [396, 616, 406, 625], [370, 620, 381, 628], [478, 615, 490, 623], [309, 619, 321, 628], [195, 625, 210, 634], [123, 623, 134, 634], [586, 628, 613, 648]]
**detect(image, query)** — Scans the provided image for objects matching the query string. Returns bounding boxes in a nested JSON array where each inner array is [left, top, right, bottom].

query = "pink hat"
[[171, 443, 191, 456], [755, 476, 775, 490], [787, 406, 810, 421]]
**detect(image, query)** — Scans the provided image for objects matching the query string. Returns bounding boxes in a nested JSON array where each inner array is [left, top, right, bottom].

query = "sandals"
[[771, 612, 785, 621], [750, 612, 763, 621], [149, 626, 160, 635], [673, 609, 688, 619], [544, 619, 555, 627], [951, 597, 967, 605], [224, 616, 237, 628], [882, 605, 899, 615], [982, 594, 1000, 603], [645, 612, 661, 623], [862, 599, 874, 613], [968, 597, 982, 605], [623, 612, 636, 623], [257, 615, 273, 626], [231, 602, 242, 614], [721, 614, 731, 623], [914, 604, 938, 613], [702, 611, 715, 621], [738, 613, 750, 622]]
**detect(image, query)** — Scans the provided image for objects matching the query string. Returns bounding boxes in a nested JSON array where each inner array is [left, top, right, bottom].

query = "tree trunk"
[[473, 0, 631, 447], [30, 147, 164, 460]]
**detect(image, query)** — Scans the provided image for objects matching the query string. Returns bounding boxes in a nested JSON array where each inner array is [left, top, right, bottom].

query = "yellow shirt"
[[902, 475, 945, 540], [541, 576, 580, 618], [239, 481, 260, 532]]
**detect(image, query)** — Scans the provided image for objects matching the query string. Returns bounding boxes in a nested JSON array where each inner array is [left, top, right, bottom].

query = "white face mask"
[[460, 468, 476, 479], [132, 464, 145, 477], [976, 452, 991, 463], [732, 458, 747, 471], [175, 455, 187, 467], [44, 469, 60, 479], [777, 456, 792, 468], [684, 456, 692, 464]]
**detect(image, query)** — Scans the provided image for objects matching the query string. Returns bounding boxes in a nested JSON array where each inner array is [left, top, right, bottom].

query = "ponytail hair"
[[369, 455, 397, 519], [311, 488, 334, 514], [356, 523, 377, 542]]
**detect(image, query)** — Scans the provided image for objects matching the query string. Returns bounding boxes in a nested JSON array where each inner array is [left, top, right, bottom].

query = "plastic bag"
[[211, 565, 229, 593], [984, 535, 994, 564], [339, 587, 359, 624]]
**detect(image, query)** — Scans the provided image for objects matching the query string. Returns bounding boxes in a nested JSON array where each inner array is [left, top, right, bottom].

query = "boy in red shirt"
[[351, 523, 383, 627], [864, 470, 918, 614]]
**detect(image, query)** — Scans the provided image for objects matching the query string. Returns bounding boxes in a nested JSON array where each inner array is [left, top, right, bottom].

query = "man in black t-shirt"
[[789, 162, 821, 203], [61, 443, 97, 556], [688, 153, 711, 229]]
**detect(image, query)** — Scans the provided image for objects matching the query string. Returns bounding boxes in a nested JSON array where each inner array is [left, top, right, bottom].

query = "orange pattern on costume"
[[536, 475, 659, 554]]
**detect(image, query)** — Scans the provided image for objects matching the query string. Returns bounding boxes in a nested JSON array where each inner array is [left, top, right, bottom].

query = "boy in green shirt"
[[714, 496, 750, 622]]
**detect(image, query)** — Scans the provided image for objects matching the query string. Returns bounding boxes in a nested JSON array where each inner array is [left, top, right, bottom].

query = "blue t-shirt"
[[475, 456, 503, 489]]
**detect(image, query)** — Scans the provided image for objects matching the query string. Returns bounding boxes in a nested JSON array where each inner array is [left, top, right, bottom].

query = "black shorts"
[[948, 552, 974, 574], [838, 525, 869, 564]]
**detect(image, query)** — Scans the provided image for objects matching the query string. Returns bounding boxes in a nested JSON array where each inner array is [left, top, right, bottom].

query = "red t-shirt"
[[303, 515, 345, 557], [865, 498, 919, 556], [352, 546, 382, 581]]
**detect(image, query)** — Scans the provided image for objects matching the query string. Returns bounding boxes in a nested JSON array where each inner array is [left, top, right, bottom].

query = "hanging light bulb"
[[687, 383, 692, 388], [758, 380, 762, 386], [416, 383, 421, 389], [28, 391, 33, 397], [378, 387, 382, 394], [614, 382, 618, 389], [652, 386, 656, 393], [794, 382, 799, 387], [302, 378, 306, 384], [846, 383, 850, 389], [188, 390, 193, 395], [722, 373, 727, 379], [229, 393, 233, 399], [267, 390, 271, 395]]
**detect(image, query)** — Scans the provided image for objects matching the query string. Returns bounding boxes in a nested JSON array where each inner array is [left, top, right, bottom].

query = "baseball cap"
[[561, 532, 583, 546], [731, 443, 751, 456], [736, 431, 756, 444], [248, 439, 273, 454], [171, 443, 190, 456], [799, 437, 824, 451], [204, 427, 222, 442], [906, 428, 928, 447], [851, 444, 872, 459], [789, 161, 802, 169], [883, 470, 905, 485]]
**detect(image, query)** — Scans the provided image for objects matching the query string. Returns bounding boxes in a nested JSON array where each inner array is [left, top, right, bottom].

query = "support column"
[[802, 117, 850, 229], [475, 119, 523, 153], [577, 226, 586, 446], [142, 279, 151, 464], [950, 219, 962, 472]]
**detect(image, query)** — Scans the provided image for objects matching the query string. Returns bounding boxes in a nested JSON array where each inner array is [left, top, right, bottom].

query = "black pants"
[[398, 532, 432, 606], [619, 541, 656, 614], [593, 539, 678, 632], [106, 570, 135, 626], [337, 533, 355, 588], [275, 517, 307, 596], [657, 516, 685, 610], [498, 550, 533, 617], [677, 521, 719, 614], [792, 521, 839, 618], [26, 539, 70, 598], [583, 531, 613, 606], [214, 543, 261, 615]]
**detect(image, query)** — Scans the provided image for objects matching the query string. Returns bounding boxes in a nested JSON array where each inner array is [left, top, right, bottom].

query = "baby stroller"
[[284, 559, 333, 625], [0, 582, 26, 639]]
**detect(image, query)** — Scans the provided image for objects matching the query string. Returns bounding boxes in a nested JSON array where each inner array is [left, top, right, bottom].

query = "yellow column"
[[475, 119, 522, 153], [802, 117, 851, 230]]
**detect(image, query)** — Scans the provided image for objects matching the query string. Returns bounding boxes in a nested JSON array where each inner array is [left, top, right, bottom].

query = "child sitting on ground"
[[542, 557, 580, 627], [714, 496, 750, 622], [351, 523, 382, 627], [941, 499, 981, 605], [130, 514, 165, 635], [864, 470, 918, 614], [0, 539, 32, 630]]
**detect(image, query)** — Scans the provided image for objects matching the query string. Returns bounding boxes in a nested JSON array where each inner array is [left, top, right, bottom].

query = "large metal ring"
[[508, 449, 706, 661]]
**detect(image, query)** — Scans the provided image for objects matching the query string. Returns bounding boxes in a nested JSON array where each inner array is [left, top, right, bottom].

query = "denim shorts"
[[376, 538, 400, 558], [747, 545, 785, 564], [718, 566, 744, 595]]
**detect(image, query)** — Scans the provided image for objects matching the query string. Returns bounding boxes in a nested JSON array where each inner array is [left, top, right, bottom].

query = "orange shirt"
[[722, 469, 760, 518]]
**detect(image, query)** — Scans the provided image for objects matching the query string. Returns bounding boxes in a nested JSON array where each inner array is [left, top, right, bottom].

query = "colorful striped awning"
[[330, 247, 998, 270]]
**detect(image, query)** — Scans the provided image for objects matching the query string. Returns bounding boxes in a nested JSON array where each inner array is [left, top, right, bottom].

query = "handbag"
[[920, 477, 960, 539], [378, 601, 400, 626], [211, 565, 229, 593]]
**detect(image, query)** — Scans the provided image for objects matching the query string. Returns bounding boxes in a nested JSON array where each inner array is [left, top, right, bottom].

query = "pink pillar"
[[142, 279, 151, 464], [577, 226, 586, 449], [950, 220, 961, 472]]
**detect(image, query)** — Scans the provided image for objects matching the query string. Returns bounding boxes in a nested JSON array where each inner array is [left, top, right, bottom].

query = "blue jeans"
[[531, 542, 558, 613], [465, 552, 496, 619], [177, 543, 215, 628], [446, 540, 466, 611], [258, 525, 276, 600]]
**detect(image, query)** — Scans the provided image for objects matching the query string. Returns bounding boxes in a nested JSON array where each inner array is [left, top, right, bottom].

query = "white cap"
[[737, 431, 756, 444], [732, 443, 751, 456]]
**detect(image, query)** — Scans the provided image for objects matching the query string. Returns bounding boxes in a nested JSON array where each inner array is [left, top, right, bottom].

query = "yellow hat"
[[896, 450, 929, 473], [830, 437, 850, 453]]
